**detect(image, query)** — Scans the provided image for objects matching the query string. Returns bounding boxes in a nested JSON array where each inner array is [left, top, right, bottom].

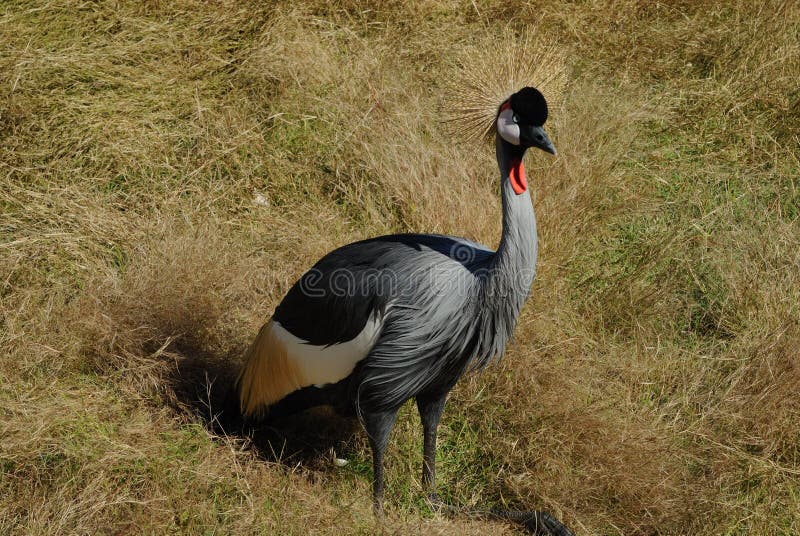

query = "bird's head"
[[496, 87, 556, 156], [495, 87, 556, 195]]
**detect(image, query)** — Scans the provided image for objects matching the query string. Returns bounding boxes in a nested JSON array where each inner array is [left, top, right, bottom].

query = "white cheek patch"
[[497, 107, 520, 145]]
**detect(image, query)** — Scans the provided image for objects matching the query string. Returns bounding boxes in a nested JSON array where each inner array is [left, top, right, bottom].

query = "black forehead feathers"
[[509, 87, 548, 126]]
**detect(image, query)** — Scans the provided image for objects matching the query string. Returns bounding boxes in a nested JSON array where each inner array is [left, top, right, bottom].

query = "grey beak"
[[529, 125, 556, 156]]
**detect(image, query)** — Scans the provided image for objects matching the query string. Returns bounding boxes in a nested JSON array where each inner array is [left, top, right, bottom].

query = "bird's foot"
[[423, 494, 574, 535], [425, 493, 461, 516], [503, 510, 575, 536], [425, 493, 444, 512], [372, 496, 385, 520]]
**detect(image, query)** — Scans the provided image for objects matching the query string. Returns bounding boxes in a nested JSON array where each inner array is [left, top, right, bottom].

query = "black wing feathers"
[[272, 234, 492, 346]]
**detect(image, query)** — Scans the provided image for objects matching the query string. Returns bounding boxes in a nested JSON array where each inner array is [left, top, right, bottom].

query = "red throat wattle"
[[509, 158, 527, 195]]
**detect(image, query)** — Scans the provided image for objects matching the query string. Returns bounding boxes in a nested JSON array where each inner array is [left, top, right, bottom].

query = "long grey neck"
[[476, 136, 538, 364], [489, 135, 538, 293]]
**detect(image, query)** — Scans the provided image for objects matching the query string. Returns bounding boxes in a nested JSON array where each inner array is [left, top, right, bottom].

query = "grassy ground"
[[2, 1, 799, 534]]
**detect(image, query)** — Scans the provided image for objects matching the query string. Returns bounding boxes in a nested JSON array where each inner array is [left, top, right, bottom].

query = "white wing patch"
[[237, 313, 383, 417], [273, 315, 383, 388]]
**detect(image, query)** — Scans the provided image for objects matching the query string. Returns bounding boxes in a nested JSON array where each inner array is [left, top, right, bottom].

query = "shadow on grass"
[[160, 341, 361, 470], [153, 340, 577, 535]]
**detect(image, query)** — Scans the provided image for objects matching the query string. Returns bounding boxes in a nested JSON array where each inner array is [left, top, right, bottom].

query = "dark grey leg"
[[362, 409, 399, 515], [416, 393, 447, 498], [414, 396, 575, 535]]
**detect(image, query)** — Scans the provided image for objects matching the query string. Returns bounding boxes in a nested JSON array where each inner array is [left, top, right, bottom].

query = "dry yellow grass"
[[1, 1, 799, 534]]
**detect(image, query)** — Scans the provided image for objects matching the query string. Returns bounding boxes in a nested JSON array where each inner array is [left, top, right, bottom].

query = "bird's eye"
[[512, 114, 520, 124]]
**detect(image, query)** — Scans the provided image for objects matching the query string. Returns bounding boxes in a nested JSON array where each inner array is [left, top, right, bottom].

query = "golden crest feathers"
[[443, 30, 566, 142]]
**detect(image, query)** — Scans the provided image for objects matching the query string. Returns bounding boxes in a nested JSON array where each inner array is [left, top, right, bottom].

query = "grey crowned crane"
[[229, 87, 573, 535]]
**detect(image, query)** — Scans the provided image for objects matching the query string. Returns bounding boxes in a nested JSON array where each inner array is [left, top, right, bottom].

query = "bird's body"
[[238, 134, 538, 417], [231, 87, 571, 534]]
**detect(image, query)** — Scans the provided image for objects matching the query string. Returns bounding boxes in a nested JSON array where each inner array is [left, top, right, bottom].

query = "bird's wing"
[[237, 234, 489, 415], [273, 233, 493, 345]]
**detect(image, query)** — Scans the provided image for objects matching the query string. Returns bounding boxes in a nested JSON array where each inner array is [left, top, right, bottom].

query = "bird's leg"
[[416, 393, 447, 503], [362, 408, 399, 516]]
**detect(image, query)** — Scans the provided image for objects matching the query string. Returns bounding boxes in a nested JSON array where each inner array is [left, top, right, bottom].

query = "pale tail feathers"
[[236, 320, 306, 418], [236, 315, 384, 418]]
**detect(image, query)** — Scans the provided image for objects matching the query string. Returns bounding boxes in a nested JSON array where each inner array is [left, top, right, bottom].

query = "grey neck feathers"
[[474, 136, 538, 367], [492, 136, 538, 282]]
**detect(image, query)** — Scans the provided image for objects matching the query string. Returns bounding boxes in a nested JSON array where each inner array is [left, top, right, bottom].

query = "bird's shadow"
[[161, 341, 361, 470], [156, 341, 576, 535]]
